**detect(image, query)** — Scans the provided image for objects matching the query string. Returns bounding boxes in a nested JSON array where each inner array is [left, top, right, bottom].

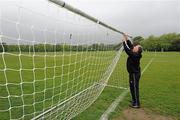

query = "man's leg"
[[129, 73, 136, 105], [129, 72, 141, 107], [133, 72, 141, 106]]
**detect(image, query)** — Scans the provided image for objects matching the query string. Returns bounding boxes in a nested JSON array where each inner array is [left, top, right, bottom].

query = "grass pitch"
[[0, 52, 180, 119], [74, 52, 180, 120], [0, 51, 116, 119]]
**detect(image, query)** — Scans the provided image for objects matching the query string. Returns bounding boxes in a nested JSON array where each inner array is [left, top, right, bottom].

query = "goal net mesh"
[[0, 0, 125, 119]]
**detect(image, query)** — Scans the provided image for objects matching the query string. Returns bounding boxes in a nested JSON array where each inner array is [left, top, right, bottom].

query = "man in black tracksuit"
[[123, 34, 142, 108]]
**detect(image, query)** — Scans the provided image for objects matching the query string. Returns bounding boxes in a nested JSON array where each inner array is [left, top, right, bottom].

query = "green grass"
[[74, 52, 180, 120], [112, 52, 180, 119], [73, 87, 125, 120], [141, 52, 180, 117], [0, 51, 116, 119], [1, 52, 180, 119]]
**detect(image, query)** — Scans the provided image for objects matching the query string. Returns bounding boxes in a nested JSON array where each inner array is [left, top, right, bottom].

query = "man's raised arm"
[[122, 33, 133, 56]]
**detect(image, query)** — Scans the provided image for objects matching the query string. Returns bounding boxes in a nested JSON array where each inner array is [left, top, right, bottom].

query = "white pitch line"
[[99, 57, 155, 120], [99, 90, 129, 120], [141, 58, 154, 74], [98, 83, 128, 90]]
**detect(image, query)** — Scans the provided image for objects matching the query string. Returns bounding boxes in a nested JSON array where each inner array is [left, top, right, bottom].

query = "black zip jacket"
[[123, 40, 142, 73]]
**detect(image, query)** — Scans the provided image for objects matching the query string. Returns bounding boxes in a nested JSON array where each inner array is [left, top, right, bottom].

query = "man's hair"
[[133, 41, 140, 46], [134, 44, 143, 54], [138, 45, 143, 54]]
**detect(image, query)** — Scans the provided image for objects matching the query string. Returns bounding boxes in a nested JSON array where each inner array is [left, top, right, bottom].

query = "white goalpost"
[[0, 0, 131, 119]]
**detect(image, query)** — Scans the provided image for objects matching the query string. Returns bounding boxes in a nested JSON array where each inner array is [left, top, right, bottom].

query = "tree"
[[133, 36, 144, 45], [169, 39, 180, 51], [0, 42, 8, 52], [140, 33, 180, 51]]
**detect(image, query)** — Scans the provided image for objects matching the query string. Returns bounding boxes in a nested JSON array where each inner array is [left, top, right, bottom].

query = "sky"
[[63, 0, 180, 37], [0, 0, 179, 44]]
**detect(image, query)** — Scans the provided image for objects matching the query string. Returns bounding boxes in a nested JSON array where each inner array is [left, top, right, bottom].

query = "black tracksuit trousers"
[[129, 72, 141, 106]]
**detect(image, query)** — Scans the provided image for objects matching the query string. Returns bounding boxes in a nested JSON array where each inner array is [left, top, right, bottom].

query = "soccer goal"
[[0, 0, 130, 119]]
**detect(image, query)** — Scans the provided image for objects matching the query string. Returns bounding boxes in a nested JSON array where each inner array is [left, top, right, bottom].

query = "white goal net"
[[0, 0, 126, 119]]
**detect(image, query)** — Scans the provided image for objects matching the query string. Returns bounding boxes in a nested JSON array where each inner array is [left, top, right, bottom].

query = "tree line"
[[2, 33, 179, 52], [0, 43, 119, 52], [133, 33, 180, 51]]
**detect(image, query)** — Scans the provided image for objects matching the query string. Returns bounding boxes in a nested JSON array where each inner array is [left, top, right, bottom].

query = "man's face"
[[133, 45, 140, 53]]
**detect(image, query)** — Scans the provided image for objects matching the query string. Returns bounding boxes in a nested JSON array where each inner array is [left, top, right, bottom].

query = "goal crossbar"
[[49, 0, 133, 38]]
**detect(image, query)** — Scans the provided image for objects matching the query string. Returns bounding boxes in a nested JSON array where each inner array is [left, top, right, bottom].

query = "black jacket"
[[123, 40, 142, 73]]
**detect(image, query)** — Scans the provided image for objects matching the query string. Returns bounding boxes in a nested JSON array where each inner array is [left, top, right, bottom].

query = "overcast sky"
[[63, 0, 180, 37], [0, 0, 179, 40]]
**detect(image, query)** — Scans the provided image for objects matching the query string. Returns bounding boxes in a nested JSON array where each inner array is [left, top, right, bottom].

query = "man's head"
[[133, 45, 143, 54]]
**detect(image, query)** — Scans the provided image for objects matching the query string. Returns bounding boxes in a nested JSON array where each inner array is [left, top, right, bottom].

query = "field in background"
[[74, 52, 180, 120]]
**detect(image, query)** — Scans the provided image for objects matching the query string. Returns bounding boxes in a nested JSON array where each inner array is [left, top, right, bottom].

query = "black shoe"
[[129, 104, 140, 108]]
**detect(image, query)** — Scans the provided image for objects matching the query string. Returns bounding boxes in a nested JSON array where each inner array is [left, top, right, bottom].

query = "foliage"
[[133, 36, 144, 45], [0, 42, 8, 52], [0, 43, 117, 52], [139, 33, 180, 51]]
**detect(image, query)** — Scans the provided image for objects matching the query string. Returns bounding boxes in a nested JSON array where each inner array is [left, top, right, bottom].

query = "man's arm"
[[127, 40, 133, 49], [122, 34, 133, 56], [123, 41, 133, 56]]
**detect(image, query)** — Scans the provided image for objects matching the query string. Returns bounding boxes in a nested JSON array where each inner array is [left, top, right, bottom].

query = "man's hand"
[[123, 33, 128, 42]]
